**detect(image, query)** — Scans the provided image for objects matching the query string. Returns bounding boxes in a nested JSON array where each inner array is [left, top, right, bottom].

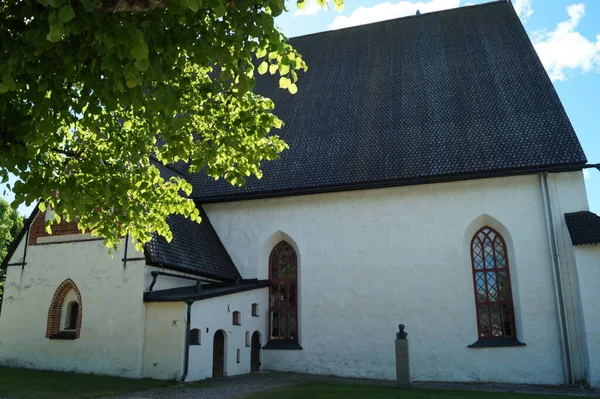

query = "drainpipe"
[[181, 301, 193, 382], [540, 172, 574, 385]]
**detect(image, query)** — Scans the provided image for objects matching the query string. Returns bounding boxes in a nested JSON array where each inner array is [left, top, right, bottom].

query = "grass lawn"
[[0, 367, 175, 399], [244, 383, 585, 399]]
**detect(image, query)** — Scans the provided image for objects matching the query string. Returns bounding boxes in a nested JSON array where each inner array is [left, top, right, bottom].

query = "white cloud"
[[328, 0, 459, 30], [584, 169, 591, 180], [513, 0, 533, 22], [294, 0, 324, 17], [533, 4, 600, 81]]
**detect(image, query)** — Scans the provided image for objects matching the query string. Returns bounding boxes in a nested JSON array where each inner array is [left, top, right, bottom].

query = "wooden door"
[[250, 331, 260, 372], [212, 330, 225, 377]]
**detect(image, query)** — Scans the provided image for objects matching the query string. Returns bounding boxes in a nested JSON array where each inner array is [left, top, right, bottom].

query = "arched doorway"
[[212, 330, 225, 377], [250, 331, 261, 372]]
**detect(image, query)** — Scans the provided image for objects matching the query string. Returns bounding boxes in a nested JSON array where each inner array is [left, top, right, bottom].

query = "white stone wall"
[[0, 237, 147, 378], [204, 172, 590, 385], [142, 302, 186, 380], [574, 245, 600, 387], [186, 288, 268, 381]]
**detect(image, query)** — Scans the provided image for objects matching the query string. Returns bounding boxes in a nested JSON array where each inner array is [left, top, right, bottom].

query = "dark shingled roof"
[[144, 280, 270, 302], [565, 211, 600, 246], [187, 0, 586, 201], [144, 208, 241, 282]]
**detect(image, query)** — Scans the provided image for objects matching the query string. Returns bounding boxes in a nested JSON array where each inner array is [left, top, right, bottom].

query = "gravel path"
[[103, 371, 600, 399]]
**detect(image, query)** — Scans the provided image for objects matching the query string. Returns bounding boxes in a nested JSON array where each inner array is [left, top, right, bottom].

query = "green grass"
[[244, 383, 583, 399], [0, 367, 175, 399]]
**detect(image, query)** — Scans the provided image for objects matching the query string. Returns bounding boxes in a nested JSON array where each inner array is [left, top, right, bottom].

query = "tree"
[[0, 199, 24, 307], [0, 0, 343, 250]]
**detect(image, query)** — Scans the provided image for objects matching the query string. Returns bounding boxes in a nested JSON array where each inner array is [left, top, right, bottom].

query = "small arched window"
[[190, 328, 201, 345], [46, 279, 82, 340], [65, 301, 79, 330], [269, 241, 298, 341], [470, 226, 517, 341], [232, 311, 241, 326], [252, 303, 259, 317]]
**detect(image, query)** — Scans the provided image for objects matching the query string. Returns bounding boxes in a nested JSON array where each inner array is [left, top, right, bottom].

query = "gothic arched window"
[[268, 241, 298, 342], [470, 226, 517, 341]]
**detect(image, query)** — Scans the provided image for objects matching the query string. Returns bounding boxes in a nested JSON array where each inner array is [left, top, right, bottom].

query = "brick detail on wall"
[[46, 278, 83, 339], [28, 212, 101, 246]]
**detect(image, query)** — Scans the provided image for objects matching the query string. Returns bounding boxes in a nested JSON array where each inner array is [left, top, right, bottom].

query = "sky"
[[1, 0, 599, 216]]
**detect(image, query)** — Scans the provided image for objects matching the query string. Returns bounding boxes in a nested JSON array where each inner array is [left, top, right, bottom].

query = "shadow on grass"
[[0, 366, 174, 399]]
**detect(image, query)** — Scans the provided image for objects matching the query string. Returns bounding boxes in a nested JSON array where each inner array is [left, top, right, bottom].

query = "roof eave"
[[194, 163, 587, 204], [1, 206, 39, 269]]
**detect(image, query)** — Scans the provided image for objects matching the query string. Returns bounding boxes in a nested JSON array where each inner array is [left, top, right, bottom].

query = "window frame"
[[468, 226, 525, 348], [64, 301, 79, 331], [264, 240, 302, 350], [232, 311, 241, 326], [190, 328, 201, 345]]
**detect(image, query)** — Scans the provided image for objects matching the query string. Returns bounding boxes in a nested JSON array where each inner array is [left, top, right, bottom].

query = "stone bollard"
[[395, 324, 411, 388]]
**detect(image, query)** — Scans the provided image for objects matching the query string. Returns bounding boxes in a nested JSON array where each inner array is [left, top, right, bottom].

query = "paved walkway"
[[104, 371, 600, 399]]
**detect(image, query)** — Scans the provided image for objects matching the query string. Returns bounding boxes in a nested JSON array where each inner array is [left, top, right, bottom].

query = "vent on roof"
[[416, 9, 420, 15]]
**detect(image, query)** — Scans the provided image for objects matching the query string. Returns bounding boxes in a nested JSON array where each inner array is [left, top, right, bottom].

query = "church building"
[[1, 0, 599, 387]]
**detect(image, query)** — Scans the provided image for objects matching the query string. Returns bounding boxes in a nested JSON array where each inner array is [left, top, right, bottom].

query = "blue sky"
[[1, 0, 599, 215]]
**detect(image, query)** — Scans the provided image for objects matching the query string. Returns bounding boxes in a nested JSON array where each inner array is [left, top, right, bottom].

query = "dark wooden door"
[[250, 331, 260, 372], [212, 330, 225, 377]]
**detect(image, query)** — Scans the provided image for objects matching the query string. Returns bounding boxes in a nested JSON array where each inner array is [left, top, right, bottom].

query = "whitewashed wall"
[[142, 302, 186, 380], [186, 288, 268, 381], [0, 237, 147, 377], [204, 171, 590, 385], [574, 245, 600, 387]]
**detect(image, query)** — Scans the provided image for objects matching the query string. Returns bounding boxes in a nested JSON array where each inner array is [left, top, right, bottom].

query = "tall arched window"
[[470, 226, 517, 342], [269, 241, 298, 342]]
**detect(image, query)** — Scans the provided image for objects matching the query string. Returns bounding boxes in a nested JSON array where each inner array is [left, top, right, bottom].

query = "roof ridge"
[[289, 0, 510, 41]]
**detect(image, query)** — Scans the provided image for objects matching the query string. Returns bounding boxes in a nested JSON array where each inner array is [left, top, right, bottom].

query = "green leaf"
[[58, 5, 75, 23], [214, 1, 226, 18], [81, 0, 94, 11], [256, 47, 267, 58], [46, 21, 64, 42], [297, 0, 306, 9], [258, 61, 268, 75], [288, 83, 298, 94], [187, 0, 199, 12], [131, 44, 149, 60], [279, 76, 291, 89], [269, 64, 278, 74], [333, 0, 344, 11], [134, 58, 150, 71]]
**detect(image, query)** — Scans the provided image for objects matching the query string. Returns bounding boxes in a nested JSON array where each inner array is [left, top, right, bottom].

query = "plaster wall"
[[548, 173, 592, 382], [204, 172, 588, 384], [186, 288, 268, 381], [0, 237, 146, 377], [142, 302, 186, 380], [574, 245, 600, 387]]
